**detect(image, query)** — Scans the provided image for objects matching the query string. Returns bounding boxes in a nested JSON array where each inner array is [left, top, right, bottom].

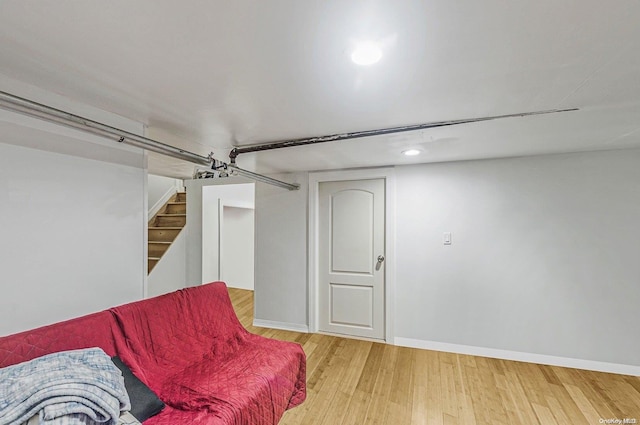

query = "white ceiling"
[[1, 0, 640, 178]]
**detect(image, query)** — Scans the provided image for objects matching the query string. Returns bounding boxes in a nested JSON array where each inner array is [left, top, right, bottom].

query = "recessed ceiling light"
[[402, 149, 421, 156], [351, 42, 383, 66]]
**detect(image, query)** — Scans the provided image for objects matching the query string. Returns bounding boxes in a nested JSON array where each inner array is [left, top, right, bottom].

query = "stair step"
[[148, 241, 172, 257], [148, 192, 187, 275], [148, 258, 159, 273], [154, 214, 186, 227], [148, 227, 182, 242], [165, 202, 186, 214]]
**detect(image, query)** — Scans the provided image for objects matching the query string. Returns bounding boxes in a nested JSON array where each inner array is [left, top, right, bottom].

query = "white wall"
[[254, 173, 308, 328], [254, 150, 640, 370], [0, 131, 146, 336], [147, 227, 187, 297], [394, 149, 640, 367], [0, 76, 147, 336], [221, 207, 255, 290]]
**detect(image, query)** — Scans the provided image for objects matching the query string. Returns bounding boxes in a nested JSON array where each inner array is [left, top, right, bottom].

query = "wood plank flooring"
[[227, 288, 640, 425]]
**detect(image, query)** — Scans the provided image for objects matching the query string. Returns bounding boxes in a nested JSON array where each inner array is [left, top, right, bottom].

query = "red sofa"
[[0, 282, 306, 424]]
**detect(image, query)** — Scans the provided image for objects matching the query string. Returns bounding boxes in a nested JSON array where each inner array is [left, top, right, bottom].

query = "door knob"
[[376, 255, 385, 271]]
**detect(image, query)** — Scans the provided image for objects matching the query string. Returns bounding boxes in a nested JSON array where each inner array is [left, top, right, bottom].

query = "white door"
[[318, 179, 385, 340]]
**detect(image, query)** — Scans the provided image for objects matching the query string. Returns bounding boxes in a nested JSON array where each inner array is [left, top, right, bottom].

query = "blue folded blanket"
[[0, 348, 130, 425]]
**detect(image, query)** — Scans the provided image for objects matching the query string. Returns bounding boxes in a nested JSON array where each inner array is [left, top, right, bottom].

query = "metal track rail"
[[228, 108, 579, 162], [0, 90, 212, 166], [1, 90, 578, 192], [0, 91, 300, 190]]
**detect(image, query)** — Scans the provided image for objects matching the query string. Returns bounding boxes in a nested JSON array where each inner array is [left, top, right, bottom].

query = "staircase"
[[148, 192, 186, 273]]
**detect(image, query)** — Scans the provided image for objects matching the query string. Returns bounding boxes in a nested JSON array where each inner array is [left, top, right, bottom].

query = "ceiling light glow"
[[351, 42, 383, 66], [402, 149, 421, 156]]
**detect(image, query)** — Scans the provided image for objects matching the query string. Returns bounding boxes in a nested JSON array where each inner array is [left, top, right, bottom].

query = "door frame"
[[308, 168, 396, 343], [184, 178, 255, 287]]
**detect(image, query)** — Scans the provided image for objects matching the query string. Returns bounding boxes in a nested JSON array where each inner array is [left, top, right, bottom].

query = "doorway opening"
[[202, 183, 255, 290]]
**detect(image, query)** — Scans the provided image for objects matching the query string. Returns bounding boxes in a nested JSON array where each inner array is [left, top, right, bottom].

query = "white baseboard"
[[394, 337, 640, 377], [253, 319, 309, 333]]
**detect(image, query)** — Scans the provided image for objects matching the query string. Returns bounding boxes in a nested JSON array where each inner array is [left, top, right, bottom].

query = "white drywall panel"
[[394, 149, 640, 367], [0, 140, 146, 336], [221, 206, 255, 290], [254, 172, 308, 327]]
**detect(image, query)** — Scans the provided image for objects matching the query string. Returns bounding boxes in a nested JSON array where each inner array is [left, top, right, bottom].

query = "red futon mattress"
[[0, 282, 306, 424]]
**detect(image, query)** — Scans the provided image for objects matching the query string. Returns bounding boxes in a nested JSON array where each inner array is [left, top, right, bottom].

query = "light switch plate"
[[444, 232, 452, 245]]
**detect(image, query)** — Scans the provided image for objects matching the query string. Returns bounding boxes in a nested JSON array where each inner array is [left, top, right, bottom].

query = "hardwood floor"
[[227, 288, 640, 425]]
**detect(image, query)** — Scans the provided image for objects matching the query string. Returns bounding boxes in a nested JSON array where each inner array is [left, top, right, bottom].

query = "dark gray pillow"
[[111, 356, 165, 422]]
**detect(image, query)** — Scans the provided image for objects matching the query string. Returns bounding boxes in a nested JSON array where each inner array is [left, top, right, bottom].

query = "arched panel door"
[[318, 179, 385, 340]]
